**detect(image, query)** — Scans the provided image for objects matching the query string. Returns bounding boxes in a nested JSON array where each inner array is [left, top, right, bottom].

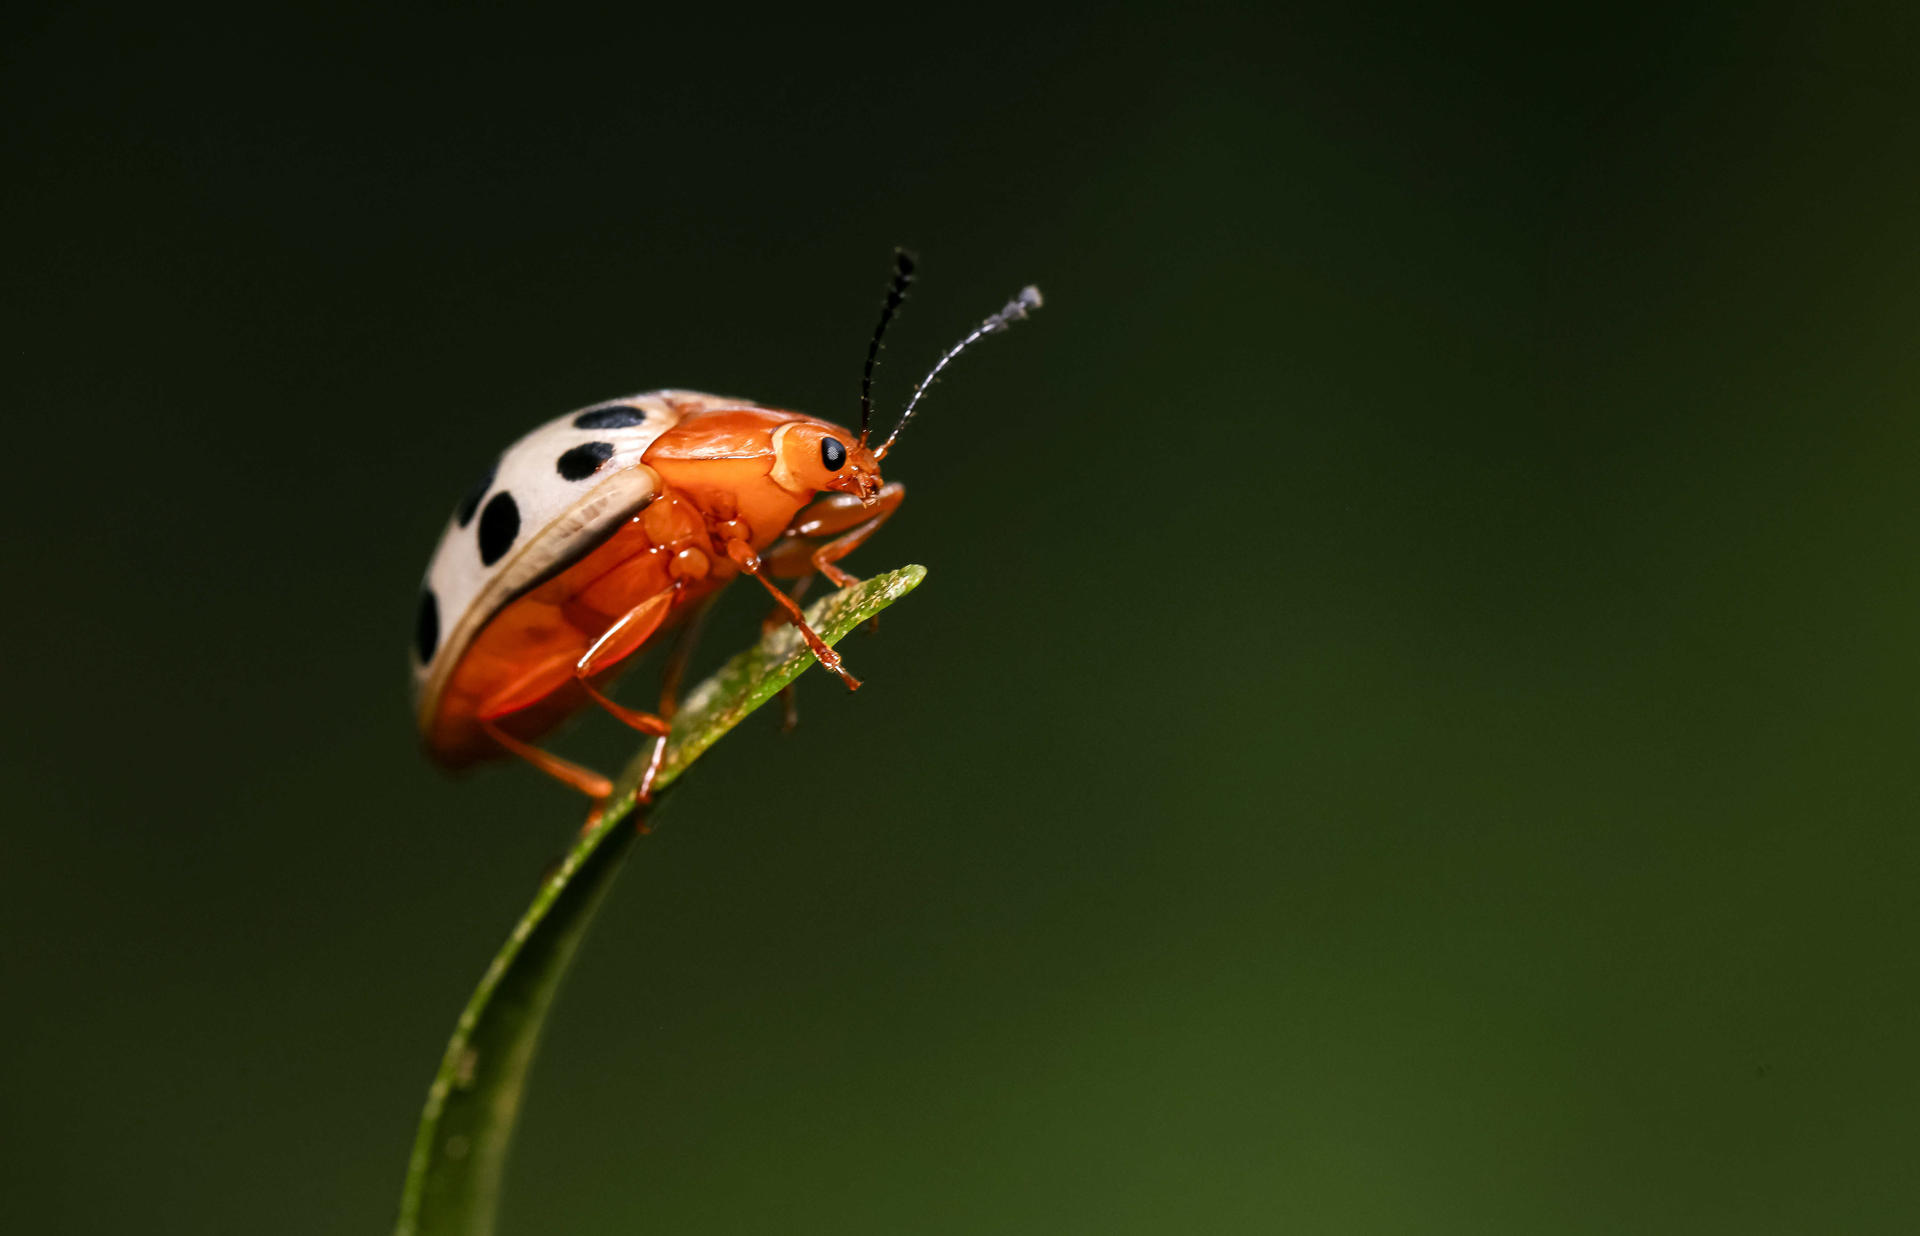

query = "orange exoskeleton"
[[410, 252, 1042, 813]]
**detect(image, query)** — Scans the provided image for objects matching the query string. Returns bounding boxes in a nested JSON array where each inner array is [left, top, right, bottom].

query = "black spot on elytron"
[[574, 404, 647, 429], [455, 460, 496, 528], [820, 436, 847, 471], [477, 491, 520, 566], [556, 441, 615, 481], [415, 588, 439, 662]]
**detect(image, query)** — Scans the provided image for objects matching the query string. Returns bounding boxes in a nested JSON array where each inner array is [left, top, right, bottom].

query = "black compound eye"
[[820, 436, 847, 471]]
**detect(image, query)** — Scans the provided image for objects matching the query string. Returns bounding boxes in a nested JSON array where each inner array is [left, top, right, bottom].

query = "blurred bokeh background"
[[6, 4, 1919, 1232]]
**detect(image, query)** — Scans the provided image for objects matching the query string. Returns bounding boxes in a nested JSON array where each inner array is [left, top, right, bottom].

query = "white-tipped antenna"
[[873, 284, 1043, 460]]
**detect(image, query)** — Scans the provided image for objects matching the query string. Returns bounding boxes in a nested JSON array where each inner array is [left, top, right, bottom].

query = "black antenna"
[[875, 284, 1043, 460], [859, 249, 917, 447]]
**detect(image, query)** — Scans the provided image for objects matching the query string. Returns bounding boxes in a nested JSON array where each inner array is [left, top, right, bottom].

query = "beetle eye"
[[820, 436, 847, 471]]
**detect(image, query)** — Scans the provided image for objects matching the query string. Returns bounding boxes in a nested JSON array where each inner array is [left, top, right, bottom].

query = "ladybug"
[[410, 252, 1042, 810]]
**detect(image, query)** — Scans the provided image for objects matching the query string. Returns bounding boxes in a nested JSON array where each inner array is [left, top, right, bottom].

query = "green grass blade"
[[395, 565, 928, 1236]]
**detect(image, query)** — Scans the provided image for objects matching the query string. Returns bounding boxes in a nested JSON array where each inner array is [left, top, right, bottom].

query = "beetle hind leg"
[[479, 717, 614, 804]]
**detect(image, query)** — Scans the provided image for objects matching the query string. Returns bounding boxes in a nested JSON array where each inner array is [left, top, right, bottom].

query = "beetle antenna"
[[860, 249, 917, 448], [875, 284, 1043, 460]]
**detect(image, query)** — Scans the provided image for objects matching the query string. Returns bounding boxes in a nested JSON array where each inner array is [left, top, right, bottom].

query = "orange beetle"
[[410, 253, 1041, 810]]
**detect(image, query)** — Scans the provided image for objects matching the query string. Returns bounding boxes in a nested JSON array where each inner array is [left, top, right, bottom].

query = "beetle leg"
[[725, 540, 861, 691], [762, 573, 814, 636], [807, 482, 905, 588], [575, 590, 678, 802], [763, 536, 818, 580], [473, 589, 682, 815], [476, 656, 618, 809], [478, 717, 613, 801], [781, 484, 906, 541], [576, 678, 670, 807], [767, 483, 906, 589]]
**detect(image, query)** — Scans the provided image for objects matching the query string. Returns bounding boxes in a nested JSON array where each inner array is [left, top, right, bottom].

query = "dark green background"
[[6, 4, 1918, 1232]]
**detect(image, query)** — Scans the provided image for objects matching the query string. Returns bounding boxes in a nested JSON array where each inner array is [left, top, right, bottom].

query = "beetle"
[[411, 252, 1042, 812]]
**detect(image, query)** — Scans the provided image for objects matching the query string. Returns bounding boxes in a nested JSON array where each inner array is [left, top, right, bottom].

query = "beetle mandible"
[[410, 252, 1042, 813]]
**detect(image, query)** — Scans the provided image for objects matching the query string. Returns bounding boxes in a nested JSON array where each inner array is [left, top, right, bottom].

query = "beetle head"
[[770, 418, 884, 505]]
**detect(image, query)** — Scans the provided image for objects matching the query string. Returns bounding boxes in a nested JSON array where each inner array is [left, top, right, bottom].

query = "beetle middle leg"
[[574, 589, 680, 803], [724, 540, 861, 691]]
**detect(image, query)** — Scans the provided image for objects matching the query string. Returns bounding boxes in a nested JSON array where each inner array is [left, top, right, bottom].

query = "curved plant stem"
[[395, 566, 927, 1236]]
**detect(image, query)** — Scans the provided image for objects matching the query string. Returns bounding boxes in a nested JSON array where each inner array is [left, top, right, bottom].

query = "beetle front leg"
[[811, 482, 904, 587], [768, 482, 906, 588]]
